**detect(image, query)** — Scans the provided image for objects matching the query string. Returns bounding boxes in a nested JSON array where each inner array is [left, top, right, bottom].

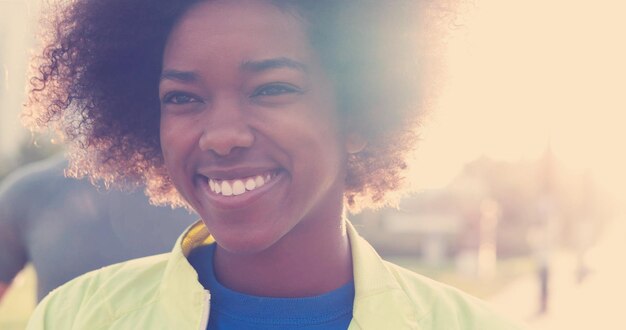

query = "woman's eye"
[[162, 93, 201, 105], [252, 84, 300, 97]]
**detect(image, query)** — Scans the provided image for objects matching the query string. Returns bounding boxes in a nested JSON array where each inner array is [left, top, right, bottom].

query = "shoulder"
[[27, 253, 170, 329], [0, 157, 67, 205], [383, 261, 524, 329], [347, 224, 524, 329]]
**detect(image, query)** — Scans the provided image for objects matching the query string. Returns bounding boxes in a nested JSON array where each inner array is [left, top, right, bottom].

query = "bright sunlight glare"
[[413, 0, 626, 207]]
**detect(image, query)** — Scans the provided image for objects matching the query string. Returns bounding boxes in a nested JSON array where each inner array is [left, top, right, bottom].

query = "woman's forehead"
[[163, 0, 317, 78]]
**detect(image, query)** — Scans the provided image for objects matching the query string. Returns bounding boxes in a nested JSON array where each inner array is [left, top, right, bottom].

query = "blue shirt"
[[188, 244, 354, 329]]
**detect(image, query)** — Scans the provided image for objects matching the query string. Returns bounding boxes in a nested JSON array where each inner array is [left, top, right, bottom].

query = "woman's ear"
[[345, 132, 367, 154]]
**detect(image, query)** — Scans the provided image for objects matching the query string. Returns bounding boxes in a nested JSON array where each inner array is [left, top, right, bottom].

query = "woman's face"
[[159, 0, 348, 253]]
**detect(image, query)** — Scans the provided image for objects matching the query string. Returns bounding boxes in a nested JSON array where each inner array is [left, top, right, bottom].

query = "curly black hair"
[[25, 0, 454, 210]]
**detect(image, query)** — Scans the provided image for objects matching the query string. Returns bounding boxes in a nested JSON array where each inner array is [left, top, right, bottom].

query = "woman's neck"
[[212, 216, 353, 298]]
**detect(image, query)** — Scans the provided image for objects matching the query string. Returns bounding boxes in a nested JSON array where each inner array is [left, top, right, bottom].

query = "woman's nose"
[[198, 102, 254, 156]]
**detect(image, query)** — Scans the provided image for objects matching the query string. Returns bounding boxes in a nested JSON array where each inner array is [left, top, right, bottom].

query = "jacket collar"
[[159, 221, 212, 323], [346, 221, 421, 329], [160, 220, 420, 329]]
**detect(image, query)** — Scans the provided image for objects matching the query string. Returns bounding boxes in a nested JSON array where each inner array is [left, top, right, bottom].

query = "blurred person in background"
[[0, 154, 197, 301]]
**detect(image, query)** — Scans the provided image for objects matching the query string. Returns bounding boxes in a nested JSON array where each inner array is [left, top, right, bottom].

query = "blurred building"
[[353, 152, 610, 277]]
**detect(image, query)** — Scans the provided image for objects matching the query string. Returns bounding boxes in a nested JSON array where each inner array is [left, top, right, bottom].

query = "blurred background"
[[1, 0, 625, 329]]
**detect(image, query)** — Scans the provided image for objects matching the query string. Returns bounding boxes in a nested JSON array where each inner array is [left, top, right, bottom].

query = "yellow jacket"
[[27, 221, 522, 329]]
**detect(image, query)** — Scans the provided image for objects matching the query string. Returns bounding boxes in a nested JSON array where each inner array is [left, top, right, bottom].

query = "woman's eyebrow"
[[160, 70, 199, 83], [241, 57, 308, 73]]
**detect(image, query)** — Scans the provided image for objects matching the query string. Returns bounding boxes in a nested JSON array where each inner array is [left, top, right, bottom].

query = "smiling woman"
[[159, 1, 349, 260], [24, 0, 522, 329], [25, 0, 427, 211]]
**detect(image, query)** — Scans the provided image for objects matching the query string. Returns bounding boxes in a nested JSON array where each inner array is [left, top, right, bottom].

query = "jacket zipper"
[[198, 290, 211, 330]]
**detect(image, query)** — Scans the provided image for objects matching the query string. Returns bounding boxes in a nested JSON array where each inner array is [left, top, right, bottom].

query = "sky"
[[411, 0, 626, 205]]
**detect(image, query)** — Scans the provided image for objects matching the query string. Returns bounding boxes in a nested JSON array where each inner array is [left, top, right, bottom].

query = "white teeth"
[[214, 181, 221, 194], [232, 180, 245, 195], [209, 179, 221, 194], [221, 181, 233, 196], [254, 175, 265, 188], [245, 178, 256, 190], [207, 172, 275, 197]]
